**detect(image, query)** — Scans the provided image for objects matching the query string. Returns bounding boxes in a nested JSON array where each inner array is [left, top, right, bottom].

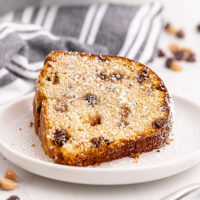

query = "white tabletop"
[[1, 0, 200, 199]]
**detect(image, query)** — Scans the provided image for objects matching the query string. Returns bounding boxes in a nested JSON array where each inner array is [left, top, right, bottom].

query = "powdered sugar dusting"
[[39, 52, 173, 152]]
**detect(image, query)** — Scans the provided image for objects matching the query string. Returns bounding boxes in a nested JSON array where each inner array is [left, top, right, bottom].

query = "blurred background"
[[0, 0, 199, 104]]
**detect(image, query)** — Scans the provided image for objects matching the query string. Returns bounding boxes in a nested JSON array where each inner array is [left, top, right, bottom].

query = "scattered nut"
[[170, 62, 183, 71], [165, 58, 174, 68], [176, 29, 185, 38], [196, 24, 200, 32], [165, 23, 176, 35], [6, 195, 20, 200], [186, 53, 196, 62], [169, 43, 180, 53], [157, 49, 165, 57], [0, 178, 17, 190], [4, 168, 18, 181], [174, 50, 184, 60], [182, 48, 192, 54]]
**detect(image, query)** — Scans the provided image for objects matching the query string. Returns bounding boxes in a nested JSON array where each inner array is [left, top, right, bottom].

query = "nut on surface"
[[0, 178, 17, 190], [170, 62, 183, 71], [4, 168, 18, 181], [169, 43, 180, 53]]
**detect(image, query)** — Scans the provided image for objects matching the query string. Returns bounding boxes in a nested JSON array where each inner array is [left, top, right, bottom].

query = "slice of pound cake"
[[33, 51, 173, 166]]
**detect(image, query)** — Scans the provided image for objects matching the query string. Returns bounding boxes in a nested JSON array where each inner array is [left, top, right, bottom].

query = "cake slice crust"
[[33, 51, 173, 166]]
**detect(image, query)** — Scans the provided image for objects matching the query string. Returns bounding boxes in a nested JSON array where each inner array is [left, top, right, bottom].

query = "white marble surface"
[[1, 0, 200, 199]]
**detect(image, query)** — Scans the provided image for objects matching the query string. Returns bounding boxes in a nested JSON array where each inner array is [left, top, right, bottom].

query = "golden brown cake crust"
[[33, 51, 173, 167]]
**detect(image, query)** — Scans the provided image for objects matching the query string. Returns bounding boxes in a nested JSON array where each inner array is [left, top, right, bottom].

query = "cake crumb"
[[156, 149, 160, 152], [18, 128, 22, 131], [130, 153, 140, 159], [31, 144, 36, 147], [29, 122, 33, 127], [94, 163, 101, 167], [133, 159, 139, 164], [3, 157, 7, 160], [131, 153, 140, 164], [11, 143, 15, 146]]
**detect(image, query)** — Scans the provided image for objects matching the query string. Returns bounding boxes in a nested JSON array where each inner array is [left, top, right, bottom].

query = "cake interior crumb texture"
[[34, 51, 173, 166]]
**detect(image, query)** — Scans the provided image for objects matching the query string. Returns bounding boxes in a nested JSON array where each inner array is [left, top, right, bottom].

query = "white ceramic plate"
[[0, 94, 200, 185]]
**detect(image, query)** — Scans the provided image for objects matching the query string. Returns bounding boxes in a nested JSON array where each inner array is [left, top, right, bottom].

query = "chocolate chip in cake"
[[55, 102, 68, 112], [120, 106, 131, 126], [47, 77, 51, 81], [152, 118, 167, 129], [111, 72, 124, 80], [176, 29, 185, 38], [122, 106, 131, 118], [157, 49, 165, 57], [91, 137, 110, 148], [121, 120, 130, 126], [161, 105, 170, 111], [137, 70, 148, 83], [103, 139, 110, 145], [53, 73, 60, 85], [97, 72, 107, 80], [156, 83, 167, 92], [99, 137, 110, 146], [85, 93, 99, 106], [37, 105, 41, 114], [165, 58, 173, 68], [91, 137, 100, 148], [186, 53, 196, 62], [6, 195, 20, 200], [97, 56, 107, 62], [90, 115, 102, 126], [54, 130, 69, 146], [174, 50, 184, 60]]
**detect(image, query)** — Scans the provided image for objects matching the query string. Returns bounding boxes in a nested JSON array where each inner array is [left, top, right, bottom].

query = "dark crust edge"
[[33, 51, 173, 167]]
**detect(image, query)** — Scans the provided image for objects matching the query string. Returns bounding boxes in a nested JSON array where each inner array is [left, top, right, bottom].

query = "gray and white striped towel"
[[0, 3, 163, 104]]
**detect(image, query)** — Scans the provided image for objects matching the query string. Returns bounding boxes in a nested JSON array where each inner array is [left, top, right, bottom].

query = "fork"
[[161, 183, 200, 200]]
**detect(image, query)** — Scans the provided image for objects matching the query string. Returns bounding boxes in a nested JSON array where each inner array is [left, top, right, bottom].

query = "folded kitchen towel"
[[0, 3, 163, 104]]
